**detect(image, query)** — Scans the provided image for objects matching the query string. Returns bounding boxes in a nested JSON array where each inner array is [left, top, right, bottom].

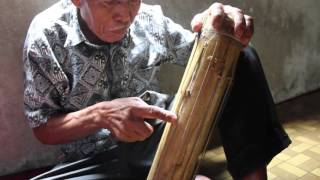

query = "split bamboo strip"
[[147, 16, 242, 180]]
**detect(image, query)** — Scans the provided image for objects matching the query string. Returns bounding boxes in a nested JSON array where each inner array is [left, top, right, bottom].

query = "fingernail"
[[193, 23, 202, 32], [172, 114, 178, 120], [168, 113, 177, 121], [236, 28, 244, 39]]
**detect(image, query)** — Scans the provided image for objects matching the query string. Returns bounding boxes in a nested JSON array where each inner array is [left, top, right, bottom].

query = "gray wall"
[[0, 0, 319, 176], [0, 0, 59, 176], [149, 0, 320, 102]]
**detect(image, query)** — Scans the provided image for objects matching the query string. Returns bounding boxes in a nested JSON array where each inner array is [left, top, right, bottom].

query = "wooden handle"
[[147, 16, 242, 180]]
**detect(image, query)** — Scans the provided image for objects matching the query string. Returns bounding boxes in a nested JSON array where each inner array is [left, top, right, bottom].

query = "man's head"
[[71, 0, 141, 43]]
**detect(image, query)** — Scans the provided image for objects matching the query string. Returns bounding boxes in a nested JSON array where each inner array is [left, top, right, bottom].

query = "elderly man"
[[23, 0, 290, 179]]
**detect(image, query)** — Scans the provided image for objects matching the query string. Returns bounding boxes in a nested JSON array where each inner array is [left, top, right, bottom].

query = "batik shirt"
[[23, 0, 195, 161]]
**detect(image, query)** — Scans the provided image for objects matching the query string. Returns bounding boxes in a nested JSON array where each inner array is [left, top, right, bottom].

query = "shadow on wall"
[[148, 0, 320, 103], [0, 0, 60, 176]]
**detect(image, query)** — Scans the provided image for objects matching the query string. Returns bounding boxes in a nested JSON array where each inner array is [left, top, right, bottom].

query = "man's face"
[[73, 0, 141, 43]]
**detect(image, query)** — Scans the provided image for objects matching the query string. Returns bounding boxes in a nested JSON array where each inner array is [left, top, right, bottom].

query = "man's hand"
[[96, 97, 177, 142], [191, 2, 254, 46]]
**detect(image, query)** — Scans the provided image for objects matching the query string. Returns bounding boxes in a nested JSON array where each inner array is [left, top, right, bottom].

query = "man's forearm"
[[32, 103, 102, 145], [32, 97, 177, 144]]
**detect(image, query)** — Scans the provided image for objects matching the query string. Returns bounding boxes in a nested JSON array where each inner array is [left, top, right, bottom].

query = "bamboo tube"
[[147, 16, 242, 180]]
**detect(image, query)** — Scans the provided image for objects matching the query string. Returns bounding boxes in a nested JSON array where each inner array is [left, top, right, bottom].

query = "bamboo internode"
[[147, 17, 242, 180]]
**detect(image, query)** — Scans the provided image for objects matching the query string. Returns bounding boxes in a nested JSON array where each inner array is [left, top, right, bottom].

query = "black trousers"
[[217, 47, 291, 178], [32, 47, 291, 180]]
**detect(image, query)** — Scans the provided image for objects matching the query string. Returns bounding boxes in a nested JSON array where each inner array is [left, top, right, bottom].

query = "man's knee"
[[242, 46, 260, 63]]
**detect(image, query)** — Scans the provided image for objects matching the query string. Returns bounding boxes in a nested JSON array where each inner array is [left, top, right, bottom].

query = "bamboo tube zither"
[[147, 16, 243, 180]]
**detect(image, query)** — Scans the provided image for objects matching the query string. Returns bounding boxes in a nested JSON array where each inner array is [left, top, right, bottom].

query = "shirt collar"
[[63, 5, 86, 48]]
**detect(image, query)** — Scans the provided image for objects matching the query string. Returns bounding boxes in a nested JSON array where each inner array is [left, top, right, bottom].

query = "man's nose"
[[113, 2, 132, 23]]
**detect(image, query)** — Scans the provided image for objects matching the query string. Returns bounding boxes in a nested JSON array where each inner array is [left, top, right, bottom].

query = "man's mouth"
[[108, 26, 129, 35]]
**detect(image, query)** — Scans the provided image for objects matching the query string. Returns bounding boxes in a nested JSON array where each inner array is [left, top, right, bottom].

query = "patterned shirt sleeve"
[[163, 16, 197, 66], [23, 26, 67, 128]]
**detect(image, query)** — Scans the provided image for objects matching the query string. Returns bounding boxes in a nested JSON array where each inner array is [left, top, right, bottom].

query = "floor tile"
[[298, 158, 320, 172], [198, 91, 320, 179], [311, 168, 320, 176], [291, 143, 313, 153], [268, 158, 282, 169], [310, 146, 320, 155], [269, 166, 300, 179], [277, 162, 307, 177], [299, 174, 320, 180], [286, 154, 310, 166], [295, 136, 319, 145]]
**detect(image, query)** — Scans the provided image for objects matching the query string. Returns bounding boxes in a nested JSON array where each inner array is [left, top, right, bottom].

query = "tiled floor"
[[198, 90, 320, 180]]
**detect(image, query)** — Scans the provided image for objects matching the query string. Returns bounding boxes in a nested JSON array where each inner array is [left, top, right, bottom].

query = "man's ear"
[[71, 0, 81, 7]]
